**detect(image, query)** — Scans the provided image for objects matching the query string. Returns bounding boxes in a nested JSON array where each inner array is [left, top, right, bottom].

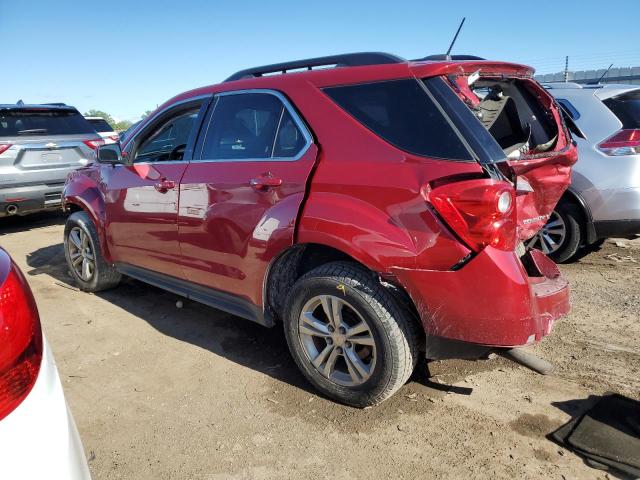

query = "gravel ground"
[[1, 211, 639, 480]]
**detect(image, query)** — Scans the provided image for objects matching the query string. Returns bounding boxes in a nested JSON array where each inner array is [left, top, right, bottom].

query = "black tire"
[[283, 261, 420, 407], [64, 211, 121, 292], [546, 202, 582, 263]]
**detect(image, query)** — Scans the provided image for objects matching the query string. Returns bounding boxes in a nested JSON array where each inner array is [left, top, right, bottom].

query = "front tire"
[[283, 262, 420, 407], [64, 211, 121, 292]]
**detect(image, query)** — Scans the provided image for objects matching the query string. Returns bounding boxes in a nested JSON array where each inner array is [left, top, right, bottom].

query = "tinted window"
[[273, 109, 306, 158], [134, 109, 198, 162], [324, 79, 472, 160], [604, 90, 640, 128], [202, 93, 296, 160], [87, 118, 114, 132], [0, 108, 96, 137]]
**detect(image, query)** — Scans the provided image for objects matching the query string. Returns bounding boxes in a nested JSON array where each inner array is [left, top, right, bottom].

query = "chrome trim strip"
[[193, 89, 313, 163]]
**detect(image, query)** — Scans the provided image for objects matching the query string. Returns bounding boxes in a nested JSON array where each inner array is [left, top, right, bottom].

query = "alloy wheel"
[[67, 226, 95, 281], [525, 211, 567, 255], [298, 295, 377, 387]]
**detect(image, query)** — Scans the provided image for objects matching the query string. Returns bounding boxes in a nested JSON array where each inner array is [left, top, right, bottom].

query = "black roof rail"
[[413, 54, 485, 61], [224, 52, 405, 82], [43, 102, 68, 106]]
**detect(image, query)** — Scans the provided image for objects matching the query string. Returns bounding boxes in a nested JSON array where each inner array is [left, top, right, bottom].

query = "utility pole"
[[564, 56, 569, 82]]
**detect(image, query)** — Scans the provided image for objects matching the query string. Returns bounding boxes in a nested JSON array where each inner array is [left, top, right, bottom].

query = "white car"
[[0, 248, 91, 479], [85, 116, 119, 144]]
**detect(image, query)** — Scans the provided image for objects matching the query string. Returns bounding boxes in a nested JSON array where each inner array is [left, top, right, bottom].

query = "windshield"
[[0, 108, 96, 137]]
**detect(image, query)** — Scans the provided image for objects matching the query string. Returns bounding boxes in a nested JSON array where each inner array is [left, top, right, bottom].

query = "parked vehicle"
[[62, 52, 576, 406], [531, 83, 640, 262], [0, 248, 91, 479], [118, 120, 141, 143], [85, 116, 119, 144], [0, 103, 103, 217]]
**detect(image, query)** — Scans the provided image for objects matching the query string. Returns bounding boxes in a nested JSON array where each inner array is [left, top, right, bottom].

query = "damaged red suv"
[[62, 52, 576, 406]]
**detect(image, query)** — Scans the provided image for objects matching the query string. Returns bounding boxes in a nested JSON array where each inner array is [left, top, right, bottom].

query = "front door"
[[102, 101, 207, 277], [178, 91, 317, 306]]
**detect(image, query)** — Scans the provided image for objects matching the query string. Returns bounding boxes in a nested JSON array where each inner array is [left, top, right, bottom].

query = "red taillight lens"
[[0, 264, 42, 421], [0, 144, 12, 155], [82, 138, 105, 150], [108, 135, 120, 143], [597, 129, 640, 156], [428, 179, 517, 252]]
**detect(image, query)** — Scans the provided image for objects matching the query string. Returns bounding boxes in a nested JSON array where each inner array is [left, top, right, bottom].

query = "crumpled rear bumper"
[[391, 246, 569, 351]]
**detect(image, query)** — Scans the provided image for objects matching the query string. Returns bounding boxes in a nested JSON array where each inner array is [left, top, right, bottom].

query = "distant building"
[[535, 66, 640, 85]]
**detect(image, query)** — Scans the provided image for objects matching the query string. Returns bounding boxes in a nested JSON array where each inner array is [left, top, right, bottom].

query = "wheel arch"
[[561, 187, 597, 245], [63, 182, 112, 261], [264, 243, 423, 342]]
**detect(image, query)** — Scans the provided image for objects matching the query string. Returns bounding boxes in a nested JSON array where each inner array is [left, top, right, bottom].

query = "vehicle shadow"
[[25, 241, 318, 397], [0, 210, 66, 236]]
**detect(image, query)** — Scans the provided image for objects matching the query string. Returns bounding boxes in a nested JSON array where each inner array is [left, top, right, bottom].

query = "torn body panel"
[[443, 72, 578, 240]]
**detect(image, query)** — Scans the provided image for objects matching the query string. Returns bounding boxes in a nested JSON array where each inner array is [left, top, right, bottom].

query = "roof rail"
[[413, 54, 485, 61], [224, 52, 405, 82], [43, 102, 68, 106]]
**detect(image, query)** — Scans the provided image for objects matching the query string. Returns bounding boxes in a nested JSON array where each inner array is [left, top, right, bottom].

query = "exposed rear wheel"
[[283, 262, 420, 407]]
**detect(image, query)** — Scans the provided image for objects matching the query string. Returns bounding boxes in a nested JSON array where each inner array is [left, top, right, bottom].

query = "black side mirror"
[[97, 143, 124, 164]]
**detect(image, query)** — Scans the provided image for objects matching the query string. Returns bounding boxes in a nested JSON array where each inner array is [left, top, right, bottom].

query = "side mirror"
[[97, 143, 124, 164]]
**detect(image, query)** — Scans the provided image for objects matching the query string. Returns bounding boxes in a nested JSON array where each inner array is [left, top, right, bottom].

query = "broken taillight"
[[428, 179, 517, 252], [82, 138, 105, 150], [0, 261, 42, 421], [597, 129, 640, 156], [0, 144, 12, 155]]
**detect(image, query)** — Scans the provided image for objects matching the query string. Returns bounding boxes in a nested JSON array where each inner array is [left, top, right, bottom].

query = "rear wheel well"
[[558, 190, 596, 245], [265, 244, 424, 342], [65, 202, 83, 214]]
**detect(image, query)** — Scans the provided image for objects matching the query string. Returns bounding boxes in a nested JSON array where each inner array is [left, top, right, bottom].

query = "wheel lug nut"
[[336, 347, 343, 354], [338, 327, 346, 334], [328, 325, 335, 333], [345, 341, 352, 348], [326, 338, 333, 345]]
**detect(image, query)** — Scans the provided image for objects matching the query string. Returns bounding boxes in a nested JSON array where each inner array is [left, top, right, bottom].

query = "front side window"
[[201, 93, 307, 160], [324, 79, 473, 161], [134, 108, 199, 163]]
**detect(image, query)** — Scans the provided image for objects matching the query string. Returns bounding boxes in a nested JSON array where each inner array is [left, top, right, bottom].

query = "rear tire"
[[283, 262, 420, 407], [64, 211, 121, 292], [527, 201, 582, 263]]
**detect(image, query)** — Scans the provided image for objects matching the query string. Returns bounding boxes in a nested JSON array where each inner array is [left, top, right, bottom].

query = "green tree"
[[113, 120, 133, 131], [84, 109, 115, 127], [141, 109, 154, 119]]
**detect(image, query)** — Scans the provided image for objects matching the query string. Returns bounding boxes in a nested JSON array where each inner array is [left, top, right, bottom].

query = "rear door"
[[178, 90, 317, 306], [424, 72, 577, 242], [102, 99, 208, 277]]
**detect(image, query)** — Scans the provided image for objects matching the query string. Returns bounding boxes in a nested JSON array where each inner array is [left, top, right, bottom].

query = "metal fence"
[[535, 66, 640, 85]]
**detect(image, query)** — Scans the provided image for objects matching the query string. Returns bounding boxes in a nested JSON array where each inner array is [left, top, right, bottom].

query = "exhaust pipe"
[[497, 348, 555, 375], [5, 204, 18, 216]]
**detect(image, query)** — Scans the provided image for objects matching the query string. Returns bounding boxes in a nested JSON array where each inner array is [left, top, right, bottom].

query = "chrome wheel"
[[298, 295, 376, 387], [526, 211, 566, 254], [67, 226, 95, 281]]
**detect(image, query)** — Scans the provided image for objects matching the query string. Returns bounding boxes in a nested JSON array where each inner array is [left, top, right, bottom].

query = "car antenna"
[[591, 63, 613, 85], [445, 17, 466, 61]]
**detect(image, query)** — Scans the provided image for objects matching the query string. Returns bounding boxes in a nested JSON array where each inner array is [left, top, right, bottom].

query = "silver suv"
[[527, 83, 640, 262], [0, 103, 103, 217]]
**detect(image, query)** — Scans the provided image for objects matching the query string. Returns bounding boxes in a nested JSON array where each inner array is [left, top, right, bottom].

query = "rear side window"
[[0, 108, 96, 137], [87, 118, 114, 132], [324, 79, 473, 161], [603, 90, 640, 128], [201, 93, 307, 160]]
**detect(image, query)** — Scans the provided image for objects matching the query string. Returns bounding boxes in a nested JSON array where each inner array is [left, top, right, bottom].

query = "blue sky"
[[1, 0, 638, 122]]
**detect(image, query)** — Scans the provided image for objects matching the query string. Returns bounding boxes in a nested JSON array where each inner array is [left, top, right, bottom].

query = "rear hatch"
[[0, 106, 101, 186], [419, 62, 578, 242]]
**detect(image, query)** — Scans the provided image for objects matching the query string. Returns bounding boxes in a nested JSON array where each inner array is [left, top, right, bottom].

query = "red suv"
[[62, 52, 576, 407]]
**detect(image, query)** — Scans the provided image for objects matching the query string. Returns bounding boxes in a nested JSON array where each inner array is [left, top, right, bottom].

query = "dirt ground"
[[1, 212, 639, 480]]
